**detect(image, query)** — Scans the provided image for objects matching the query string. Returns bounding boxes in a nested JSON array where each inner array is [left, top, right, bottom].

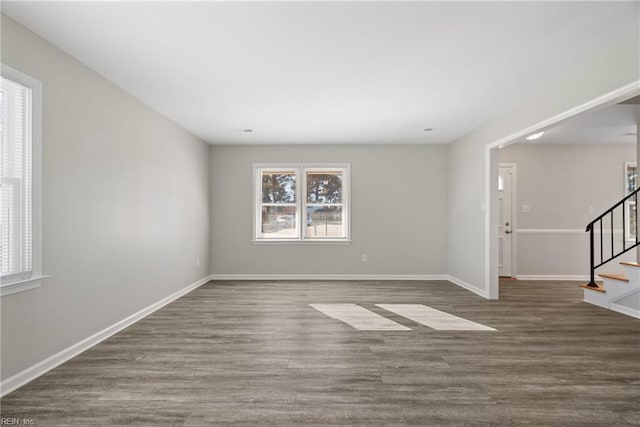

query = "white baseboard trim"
[[210, 274, 491, 299], [516, 275, 590, 281], [209, 274, 449, 281], [610, 289, 640, 319], [609, 303, 640, 319], [446, 275, 489, 299], [0, 275, 213, 398]]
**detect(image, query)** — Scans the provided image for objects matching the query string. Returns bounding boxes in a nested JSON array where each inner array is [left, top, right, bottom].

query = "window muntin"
[[254, 164, 350, 242]]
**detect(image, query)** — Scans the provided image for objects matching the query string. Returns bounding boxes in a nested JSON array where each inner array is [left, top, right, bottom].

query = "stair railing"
[[586, 187, 640, 287]]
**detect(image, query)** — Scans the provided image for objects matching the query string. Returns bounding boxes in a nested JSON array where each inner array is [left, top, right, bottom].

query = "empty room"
[[1, 1, 639, 425]]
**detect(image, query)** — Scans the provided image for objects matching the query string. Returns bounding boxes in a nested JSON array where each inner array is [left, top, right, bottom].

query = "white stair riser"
[[600, 278, 638, 300], [583, 289, 610, 309]]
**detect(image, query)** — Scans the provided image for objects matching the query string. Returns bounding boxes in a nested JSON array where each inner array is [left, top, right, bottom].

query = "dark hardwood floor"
[[1, 279, 639, 426]]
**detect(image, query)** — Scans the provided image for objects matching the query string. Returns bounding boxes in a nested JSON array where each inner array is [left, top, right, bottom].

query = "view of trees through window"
[[262, 172, 296, 203], [260, 171, 297, 237], [306, 172, 343, 238]]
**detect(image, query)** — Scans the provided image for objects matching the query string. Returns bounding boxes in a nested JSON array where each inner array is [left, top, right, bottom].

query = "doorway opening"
[[485, 81, 640, 299]]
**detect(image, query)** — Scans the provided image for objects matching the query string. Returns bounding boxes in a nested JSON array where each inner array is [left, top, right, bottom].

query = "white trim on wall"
[[487, 81, 640, 152], [610, 288, 640, 319], [517, 229, 625, 235], [516, 229, 584, 235], [447, 275, 490, 298], [0, 275, 213, 397], [1, 274, 51, 297], [209, 274, 489, 298], [516, 275, 590, 281], [609, 302, 640, 319], [209, 274, 449, 281], [486, 146, 499, 299]]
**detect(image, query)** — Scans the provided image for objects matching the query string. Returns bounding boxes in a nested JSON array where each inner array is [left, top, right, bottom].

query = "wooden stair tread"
[[620, 261, 640, 268], [598, 273, 629, 282], [580, 283, 606, 293]]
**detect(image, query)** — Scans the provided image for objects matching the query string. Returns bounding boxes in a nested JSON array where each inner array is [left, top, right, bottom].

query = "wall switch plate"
[[588, 205, 594, 214], [361, 254, 368, 262]]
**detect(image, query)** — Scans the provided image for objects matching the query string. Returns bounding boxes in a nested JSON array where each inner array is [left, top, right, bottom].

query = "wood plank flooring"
[[1, 279, 639, 426]]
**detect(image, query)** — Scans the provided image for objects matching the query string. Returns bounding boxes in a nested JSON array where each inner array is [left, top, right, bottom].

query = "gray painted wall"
[[447, 3, 639, 295], [499, 143, 636, 277], [1, 15, 211, 380], [210, 144, 448, 276]]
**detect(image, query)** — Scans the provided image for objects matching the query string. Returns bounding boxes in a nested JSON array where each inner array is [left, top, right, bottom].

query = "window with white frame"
[[624, 161, 637, 241], [1, 65, 44, 295], [254, 164, 350, 241]]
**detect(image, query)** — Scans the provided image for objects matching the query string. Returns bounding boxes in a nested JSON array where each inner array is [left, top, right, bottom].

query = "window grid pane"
[[260, 205, 298, 238], [304, 169, 345, 239], [306, 172, 343, 204], [261, 171, 296, 203], [306, 205, 344, 238], [257, 169, 298, 239]]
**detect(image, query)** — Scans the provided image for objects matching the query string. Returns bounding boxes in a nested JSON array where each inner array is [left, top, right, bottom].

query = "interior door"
[[498, 165, 514, 277]]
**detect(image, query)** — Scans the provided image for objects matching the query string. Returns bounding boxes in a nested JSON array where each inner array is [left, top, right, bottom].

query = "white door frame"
[[484, 80, 640, 300], [498, 163, 517, 278]]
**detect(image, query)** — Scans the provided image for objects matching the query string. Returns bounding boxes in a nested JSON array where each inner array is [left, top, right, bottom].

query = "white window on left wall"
[[254, 164, 350, 242], [1, 65, 46, 296]]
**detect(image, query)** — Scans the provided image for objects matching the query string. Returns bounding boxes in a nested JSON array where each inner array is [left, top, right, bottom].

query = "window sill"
[[1, 275, 50, 297], [252, 239, 352, 245]]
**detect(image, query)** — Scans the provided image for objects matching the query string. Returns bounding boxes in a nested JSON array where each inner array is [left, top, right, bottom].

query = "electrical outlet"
[[521, 204, 530, 213], [361, 254, 368, 262]]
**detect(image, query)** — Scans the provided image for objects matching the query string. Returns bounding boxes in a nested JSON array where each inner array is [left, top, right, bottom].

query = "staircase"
[[582, 186, 640, 319], [581, 262, 640, 318]]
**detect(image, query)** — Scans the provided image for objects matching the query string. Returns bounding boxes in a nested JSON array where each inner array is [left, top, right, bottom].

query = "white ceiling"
[[2, 1, 638, 145], [531, 104, 638, 145]]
